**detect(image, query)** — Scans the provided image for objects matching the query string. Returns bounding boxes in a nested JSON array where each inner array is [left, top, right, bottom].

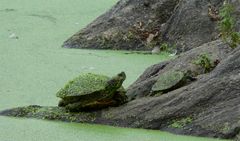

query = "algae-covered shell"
[[152, 71, 185, 93], [56, 73, 110, 98]]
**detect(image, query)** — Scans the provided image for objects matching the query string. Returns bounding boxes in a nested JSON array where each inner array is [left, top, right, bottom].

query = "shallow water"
[[0, 0, 230, 141]]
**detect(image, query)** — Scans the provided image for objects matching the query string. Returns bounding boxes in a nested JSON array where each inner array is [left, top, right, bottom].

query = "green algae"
[[193, 53, 215, 73], [56, 73, 110, 97], [170, 117, 193, 129], [0, 116, 230, 141]]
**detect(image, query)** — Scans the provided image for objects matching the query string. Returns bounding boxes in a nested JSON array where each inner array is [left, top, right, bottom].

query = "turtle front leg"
[[58, 99, 68, 107], [65, 102, 84, 112]]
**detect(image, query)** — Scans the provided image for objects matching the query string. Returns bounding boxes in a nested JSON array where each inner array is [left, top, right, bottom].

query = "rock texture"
[[63, 0, 180, 50], [127, 40, 232, 100], [1, 41, 240, 140], [63, 0, 240, 52]]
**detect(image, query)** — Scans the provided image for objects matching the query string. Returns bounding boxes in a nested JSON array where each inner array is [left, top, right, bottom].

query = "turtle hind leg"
[[112, 90, 128, 104]]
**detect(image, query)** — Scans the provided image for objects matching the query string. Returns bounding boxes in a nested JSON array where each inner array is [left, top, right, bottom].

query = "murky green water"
[[0, 0, 230, 141], [0, 116, 229, 141]]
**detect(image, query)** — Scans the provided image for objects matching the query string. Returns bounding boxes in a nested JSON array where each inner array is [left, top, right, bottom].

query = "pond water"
[[0, 0, 230, 141]]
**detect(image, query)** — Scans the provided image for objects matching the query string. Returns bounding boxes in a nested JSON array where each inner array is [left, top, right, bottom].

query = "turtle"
[[151, 70, 196, 95], [56, 72, 127, 112]]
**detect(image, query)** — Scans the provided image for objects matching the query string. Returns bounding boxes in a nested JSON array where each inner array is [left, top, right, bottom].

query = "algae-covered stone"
[[152, 71, 186, 94], [56, 72, 127, 112]]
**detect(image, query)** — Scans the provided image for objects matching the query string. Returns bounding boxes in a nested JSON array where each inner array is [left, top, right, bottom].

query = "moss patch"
[[193, 54, 216, 73], [56, 73, 110, 98], [170, 117, 193, 129]]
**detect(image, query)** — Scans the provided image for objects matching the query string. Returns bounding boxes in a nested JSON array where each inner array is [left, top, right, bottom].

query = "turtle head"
[[107, 72, 126, 90], [117, 72, 126, 81]]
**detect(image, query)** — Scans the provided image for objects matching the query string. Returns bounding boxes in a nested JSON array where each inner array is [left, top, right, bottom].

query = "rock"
[[56, 72, 127, 111], [208, 4, 221, 21], [9, 33, 19, 39], [0, 106, 97, 122], [62, 0, 180, 50], [62, 0, 240, 52], [126, 40, 232, 100], [151, 46, 160, 54], [162, 0, 222, 52], [169, 49, 177, 56], [236, 133, 240, 141], [146, 33, 156, 44]]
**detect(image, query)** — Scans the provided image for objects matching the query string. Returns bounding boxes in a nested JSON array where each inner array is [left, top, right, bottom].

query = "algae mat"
[[0, 0, 229, 141]]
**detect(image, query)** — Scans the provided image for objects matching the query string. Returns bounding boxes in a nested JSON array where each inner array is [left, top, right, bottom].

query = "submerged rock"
[[56, 72, 127, 112]]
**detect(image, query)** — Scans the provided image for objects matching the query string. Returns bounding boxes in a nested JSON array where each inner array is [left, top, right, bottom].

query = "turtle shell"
[[56, 73, 110, 98], [152, 71, 185, 93]]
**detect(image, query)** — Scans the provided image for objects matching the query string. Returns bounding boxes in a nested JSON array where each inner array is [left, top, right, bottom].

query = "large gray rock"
[[63, 0, 179, 50], [162, 0, 222, 52], [164, 0, 240, 52], [126, 40, 232, 100], [62, 0, 240, 52]]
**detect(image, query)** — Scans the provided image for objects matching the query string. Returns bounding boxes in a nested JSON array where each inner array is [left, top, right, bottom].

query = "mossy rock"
[[56, 72, 127, 112]]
